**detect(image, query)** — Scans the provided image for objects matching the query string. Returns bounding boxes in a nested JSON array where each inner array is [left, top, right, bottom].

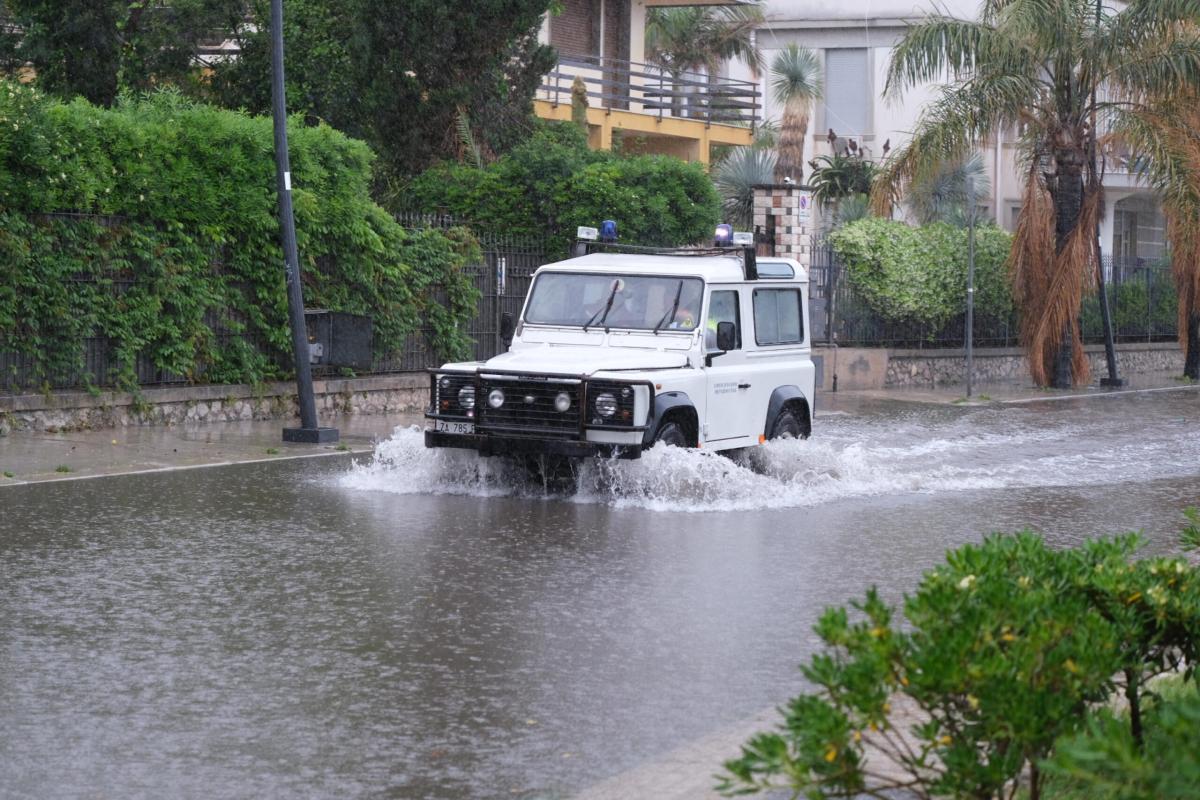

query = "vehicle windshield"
[[524, 272, 705, 331]]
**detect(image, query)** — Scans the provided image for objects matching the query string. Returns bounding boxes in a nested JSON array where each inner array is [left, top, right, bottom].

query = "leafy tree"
[[769, 43, 821, 184], [209, 0, 556, 179], [873, 0, 1200, 387], [406, 122, 721, 257], [0, 0, 243, 107]]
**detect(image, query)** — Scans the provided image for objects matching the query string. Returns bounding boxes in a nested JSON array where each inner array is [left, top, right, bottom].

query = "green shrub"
[[829, 217, 1014, 327], [1043, 680, 1200, 800], [405, 122, 722, 258], [0, 82, 478, 390], [719, 531, 1200, 800]]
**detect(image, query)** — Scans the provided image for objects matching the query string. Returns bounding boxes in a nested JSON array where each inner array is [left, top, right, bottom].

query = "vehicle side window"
[[753, 288, 804, 345], [706, 289, 741, 350]]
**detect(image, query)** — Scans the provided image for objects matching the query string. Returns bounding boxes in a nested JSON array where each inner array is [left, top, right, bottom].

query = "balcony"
[[534, 54, 760, 164]]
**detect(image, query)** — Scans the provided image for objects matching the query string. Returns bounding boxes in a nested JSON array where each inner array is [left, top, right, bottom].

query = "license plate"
[[435, 419, 474, 435]]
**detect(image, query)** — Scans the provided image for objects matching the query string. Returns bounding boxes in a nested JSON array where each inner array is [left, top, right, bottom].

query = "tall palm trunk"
[[775, 103, 808, 183], [1165, 210, 1200, 380], [1051, 148, 1087, 388]]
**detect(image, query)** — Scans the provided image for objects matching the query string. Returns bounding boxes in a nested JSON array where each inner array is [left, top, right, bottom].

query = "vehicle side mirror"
[[716, 321, 737, 352], [500, 312, 515, 349]]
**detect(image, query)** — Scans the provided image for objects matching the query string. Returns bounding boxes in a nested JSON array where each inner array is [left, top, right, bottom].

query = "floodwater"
[[2, 391, 1199, 799]]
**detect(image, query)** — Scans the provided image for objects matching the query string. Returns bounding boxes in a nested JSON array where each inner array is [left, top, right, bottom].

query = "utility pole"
[[966, 175, 976, 398], [1092, 0, 1124, 387], [271, 0, 338, 443]]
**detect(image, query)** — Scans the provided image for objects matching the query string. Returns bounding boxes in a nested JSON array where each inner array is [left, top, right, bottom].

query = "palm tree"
[[644, 4, 764, 78], [873, 0, 1200, 387], [770, 44, 822, 183], [713, 146, 777, 228], [906, 152, 992, 226], [1119, 98, 1200, 379]]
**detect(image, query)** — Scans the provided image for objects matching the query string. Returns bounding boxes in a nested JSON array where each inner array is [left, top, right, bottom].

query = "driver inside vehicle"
[[668, 304, 697, 329]]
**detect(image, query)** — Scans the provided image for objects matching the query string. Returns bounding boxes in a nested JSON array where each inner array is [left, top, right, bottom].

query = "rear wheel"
[[769, 408, 804, 440], [653, 420, 688, 447]]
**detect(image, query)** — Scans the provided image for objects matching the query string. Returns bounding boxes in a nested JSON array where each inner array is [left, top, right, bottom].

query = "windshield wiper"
[[652, 280, 684, 335], [584, 279, 622, 332]]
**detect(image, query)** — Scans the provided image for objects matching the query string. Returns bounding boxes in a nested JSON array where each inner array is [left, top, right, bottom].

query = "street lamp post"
[[271, 0, 338, 443], [966, 175, 976, 398]]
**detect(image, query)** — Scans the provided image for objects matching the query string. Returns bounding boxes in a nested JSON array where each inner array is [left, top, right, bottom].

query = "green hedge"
[[0, 82, 478, 391], [404, 123, 722, 258], [829, 217, 1014, 327]]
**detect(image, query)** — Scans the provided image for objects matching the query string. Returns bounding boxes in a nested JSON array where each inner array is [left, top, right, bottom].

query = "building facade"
[[533, 0, 761, 164], [728, 0, 1163, 264]]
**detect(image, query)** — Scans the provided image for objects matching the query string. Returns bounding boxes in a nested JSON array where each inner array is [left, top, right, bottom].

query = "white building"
[[727, 0, 1164, 265]]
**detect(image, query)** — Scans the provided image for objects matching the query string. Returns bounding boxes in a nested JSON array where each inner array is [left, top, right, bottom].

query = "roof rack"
[[571, 241, 759, 280]]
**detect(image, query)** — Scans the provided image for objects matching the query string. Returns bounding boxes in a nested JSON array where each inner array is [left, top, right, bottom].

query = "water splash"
[[341, 405, 1200, 513]]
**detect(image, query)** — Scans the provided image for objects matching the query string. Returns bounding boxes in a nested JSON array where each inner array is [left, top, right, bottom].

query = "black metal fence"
[[809, 239, 1178, 348], [0, 213, 548, 394]]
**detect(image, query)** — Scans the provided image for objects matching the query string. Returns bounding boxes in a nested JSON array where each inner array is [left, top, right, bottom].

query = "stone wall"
[[883, 343, 1182, 388], [0, 374, 428, 435]]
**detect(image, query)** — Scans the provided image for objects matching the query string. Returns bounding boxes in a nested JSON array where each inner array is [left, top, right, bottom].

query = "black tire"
[[653, 420, 688, 447], [769, 408, 804, 440]]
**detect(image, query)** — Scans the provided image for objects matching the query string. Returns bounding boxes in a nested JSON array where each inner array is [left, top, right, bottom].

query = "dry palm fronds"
[[1009, 165, 1097, 386]]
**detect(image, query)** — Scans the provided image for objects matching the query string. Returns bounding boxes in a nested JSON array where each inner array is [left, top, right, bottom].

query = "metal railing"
[[809, 241, 1178, 348], [540, 54, 760, 128]]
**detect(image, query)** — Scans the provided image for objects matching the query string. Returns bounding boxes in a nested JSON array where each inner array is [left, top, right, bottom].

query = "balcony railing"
[[539, 54, 760, 129]]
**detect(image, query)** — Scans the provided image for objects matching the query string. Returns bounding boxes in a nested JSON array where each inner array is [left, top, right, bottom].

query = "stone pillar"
[[752, 184, 816, 269]]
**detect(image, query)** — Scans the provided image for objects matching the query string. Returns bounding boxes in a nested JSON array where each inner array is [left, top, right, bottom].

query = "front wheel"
[[652, 420, 688, 447], [769, 409, 804, 440]]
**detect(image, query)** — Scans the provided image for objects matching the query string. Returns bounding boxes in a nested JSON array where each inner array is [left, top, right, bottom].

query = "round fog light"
[[457, 386, 475, 409], [488, 388, 505, 409], [595, 392, 618, 417], [439, 376, 451, 390], [555, 392, 572, 412]]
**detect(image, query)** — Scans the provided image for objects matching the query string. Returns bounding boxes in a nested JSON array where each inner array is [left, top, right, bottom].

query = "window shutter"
[[823, 49, 870, 137]]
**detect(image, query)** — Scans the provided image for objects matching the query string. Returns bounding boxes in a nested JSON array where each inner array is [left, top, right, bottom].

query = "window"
[[823, 48, 870, 136], [525, 272, 704, 331], [753, 289, 804, 345], [551, 0, 601, 61], [706, 290, 741, 350]]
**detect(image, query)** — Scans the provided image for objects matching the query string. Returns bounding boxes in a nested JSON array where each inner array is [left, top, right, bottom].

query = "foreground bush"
[[719, 529, 1200, 800], [0, 82, 478, 390], [829, 217, 1014, 328], [1043, 680, 1200, 800], [404, 123, 722, 258]]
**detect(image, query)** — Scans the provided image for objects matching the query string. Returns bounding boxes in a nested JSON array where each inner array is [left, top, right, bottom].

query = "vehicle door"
[[747, 285, 812, 428], [703, 287, 753, 445]]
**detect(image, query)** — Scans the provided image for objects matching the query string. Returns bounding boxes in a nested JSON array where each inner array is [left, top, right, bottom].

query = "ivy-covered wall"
[[0, 82, 478, 392]]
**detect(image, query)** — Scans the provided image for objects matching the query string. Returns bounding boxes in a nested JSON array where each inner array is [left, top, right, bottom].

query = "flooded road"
[[2, 390, 1199, 799]]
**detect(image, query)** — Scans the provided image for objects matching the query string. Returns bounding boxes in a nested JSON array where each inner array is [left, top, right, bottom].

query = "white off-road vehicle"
[[425, 230, 815, 460]]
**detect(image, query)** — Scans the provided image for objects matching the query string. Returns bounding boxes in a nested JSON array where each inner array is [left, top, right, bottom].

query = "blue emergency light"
[[600, 220, 618, 242], [714, 223, 733, 247]]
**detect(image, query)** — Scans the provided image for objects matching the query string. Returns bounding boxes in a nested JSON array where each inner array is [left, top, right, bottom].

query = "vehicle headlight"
[[458, 386, 475, 409], [554, 392, 572, 412], [439, 376, 451, 390], [595, 392, 618, 418], [488, 388, 505, 409]]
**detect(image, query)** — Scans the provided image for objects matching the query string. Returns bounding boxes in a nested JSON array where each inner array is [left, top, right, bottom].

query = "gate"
[[465, 234, 544, 361], [808, 237, 838, 344]]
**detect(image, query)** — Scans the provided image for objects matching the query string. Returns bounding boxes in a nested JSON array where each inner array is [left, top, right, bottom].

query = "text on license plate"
[[435, 420, 474, 435]]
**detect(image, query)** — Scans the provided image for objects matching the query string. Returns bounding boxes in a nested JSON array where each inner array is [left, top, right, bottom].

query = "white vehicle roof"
[[535, 252, 808, 284]]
